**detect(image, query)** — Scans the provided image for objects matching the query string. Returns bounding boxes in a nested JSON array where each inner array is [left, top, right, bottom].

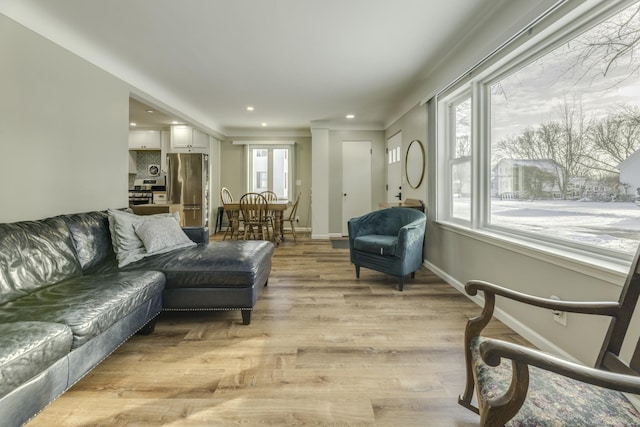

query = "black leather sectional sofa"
[[0, 209, 273, 426]]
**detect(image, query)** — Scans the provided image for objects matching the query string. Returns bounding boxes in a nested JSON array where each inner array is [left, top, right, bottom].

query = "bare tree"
[[586, 105, 640, 174], [497, 98, 590, 197], [560, 4, 640, 87]]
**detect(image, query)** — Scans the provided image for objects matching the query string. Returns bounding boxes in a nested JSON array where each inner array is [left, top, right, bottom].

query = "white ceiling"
[[1, 0, 501, 134]]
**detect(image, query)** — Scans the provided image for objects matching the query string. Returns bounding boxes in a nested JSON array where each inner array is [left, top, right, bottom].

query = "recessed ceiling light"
[[346, 114, 355, 119], [130, 122, 137, 126], [145, 109, 154, 113], [247, 106, 254, 111], [172, 121, 179, 125], [261, 122, 268, 127]]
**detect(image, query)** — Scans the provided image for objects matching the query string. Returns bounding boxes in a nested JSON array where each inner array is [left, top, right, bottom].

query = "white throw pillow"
[[134, 216, 196, 256], [107, 209, 184, 267]]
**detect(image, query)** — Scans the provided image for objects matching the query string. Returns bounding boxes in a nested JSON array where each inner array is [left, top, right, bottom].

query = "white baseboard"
[[424, 260, 579, 363], [311, 233, 330, 239]]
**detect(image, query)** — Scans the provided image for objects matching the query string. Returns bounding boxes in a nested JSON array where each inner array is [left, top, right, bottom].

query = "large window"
[[439, 0, 640, 256], [248, 145, 292, 199], [449, 96, 472, 222]]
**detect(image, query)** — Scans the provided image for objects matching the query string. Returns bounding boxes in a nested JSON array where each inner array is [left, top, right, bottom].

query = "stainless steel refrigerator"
[[166, 153, 209, 227]]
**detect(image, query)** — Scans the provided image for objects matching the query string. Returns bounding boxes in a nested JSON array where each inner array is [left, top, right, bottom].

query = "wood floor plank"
[[26, 233, 528, 426]]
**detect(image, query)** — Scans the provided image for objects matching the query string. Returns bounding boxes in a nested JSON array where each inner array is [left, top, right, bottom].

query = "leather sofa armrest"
[[182, 227, 209, 244]]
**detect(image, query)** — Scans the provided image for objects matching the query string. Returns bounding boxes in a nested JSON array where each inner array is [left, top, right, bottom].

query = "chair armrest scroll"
[[182, 227, 209, 244], [480, 338, 640, 394], [466, 280, 619, 316]]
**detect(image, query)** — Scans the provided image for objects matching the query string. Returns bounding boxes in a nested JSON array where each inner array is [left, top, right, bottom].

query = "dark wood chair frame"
[[458, 244, 640, 426], [284, 192, 301, 242], [240, 192, 271, 241], [221, 187, 238, 240], [260, 190, 278, 239]]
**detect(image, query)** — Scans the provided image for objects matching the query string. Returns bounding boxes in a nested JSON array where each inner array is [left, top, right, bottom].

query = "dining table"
[[223, 200, 290, 244]]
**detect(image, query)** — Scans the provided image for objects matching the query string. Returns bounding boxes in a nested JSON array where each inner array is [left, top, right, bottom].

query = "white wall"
[[0, 14, 129, 222]]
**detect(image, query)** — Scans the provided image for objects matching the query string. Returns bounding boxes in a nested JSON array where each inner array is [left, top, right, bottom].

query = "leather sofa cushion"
[[0, 271, 165, 349], [0, 322, 72, 399], [59, 211, 115, 272], [122, 240, 274, 288], [0, 217, 82, 306], [354, 235, 398, 256]]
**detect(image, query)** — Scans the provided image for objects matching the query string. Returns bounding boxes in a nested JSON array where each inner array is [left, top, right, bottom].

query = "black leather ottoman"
[[125, 240, 274, 325]]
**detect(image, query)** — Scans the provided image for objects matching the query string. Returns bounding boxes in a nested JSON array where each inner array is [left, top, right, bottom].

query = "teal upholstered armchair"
[[347, 207, 426, 291]]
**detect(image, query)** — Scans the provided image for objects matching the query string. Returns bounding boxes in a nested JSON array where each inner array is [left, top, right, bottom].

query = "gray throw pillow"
[[107, 209, 182, 267], [134, 216, 196, 255]]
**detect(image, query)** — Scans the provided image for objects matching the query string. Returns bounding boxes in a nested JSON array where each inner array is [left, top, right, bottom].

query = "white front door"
[[342, 141, 372, 236], [387, 132, 402, 203]]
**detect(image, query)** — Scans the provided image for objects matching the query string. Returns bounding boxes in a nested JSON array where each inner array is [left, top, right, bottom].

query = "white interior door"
[[342, 141, 372, 236], [387, 132, 402, 203]]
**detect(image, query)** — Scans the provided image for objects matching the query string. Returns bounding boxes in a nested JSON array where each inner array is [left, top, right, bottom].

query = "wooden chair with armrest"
[[458, 243, 640, 426]]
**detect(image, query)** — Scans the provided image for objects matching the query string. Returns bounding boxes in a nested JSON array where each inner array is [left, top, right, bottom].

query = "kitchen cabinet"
[[171, 125, 209, 152], [129, 130, 161, 150]]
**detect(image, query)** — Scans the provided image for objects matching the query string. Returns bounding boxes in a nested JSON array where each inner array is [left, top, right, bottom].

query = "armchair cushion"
[[353, 235, 398, 256], [470, 336, 640, 426]]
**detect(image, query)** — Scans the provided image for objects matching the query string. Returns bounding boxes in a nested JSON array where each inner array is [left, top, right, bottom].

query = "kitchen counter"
[[130, 204, 184, 226]]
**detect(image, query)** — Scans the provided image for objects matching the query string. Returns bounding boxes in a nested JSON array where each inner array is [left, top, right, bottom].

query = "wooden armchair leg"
[[459, 292, 496, 415], [480, 360, 529, 426], [458, 345, 479, 414]]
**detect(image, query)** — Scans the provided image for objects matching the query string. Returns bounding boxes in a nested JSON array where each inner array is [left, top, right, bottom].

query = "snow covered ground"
[[489, 199, 640, 254]]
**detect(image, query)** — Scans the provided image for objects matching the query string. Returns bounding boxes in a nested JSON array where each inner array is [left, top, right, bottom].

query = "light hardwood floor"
[[28, 233, 528, 426]]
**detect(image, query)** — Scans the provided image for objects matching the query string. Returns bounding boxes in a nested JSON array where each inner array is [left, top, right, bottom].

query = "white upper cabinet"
[[171, 125, 209, 152], [170, 125, 192, 148], [128, 130, 161, 150]]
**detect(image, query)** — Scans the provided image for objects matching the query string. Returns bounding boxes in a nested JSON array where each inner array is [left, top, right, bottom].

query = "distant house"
[[618, 149, 640, 196], [492, 159, 561, 199], [568, 177, 618, 200]]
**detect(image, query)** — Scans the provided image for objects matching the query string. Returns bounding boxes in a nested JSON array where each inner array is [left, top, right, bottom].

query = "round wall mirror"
[[405, 139, 425, 189]]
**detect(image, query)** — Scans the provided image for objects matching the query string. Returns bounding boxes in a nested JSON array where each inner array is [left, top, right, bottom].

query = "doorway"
[[342, 141, 372, 236], [387, 132, 402, 203]]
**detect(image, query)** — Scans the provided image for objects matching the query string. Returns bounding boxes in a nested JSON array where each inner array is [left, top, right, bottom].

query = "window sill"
[[434, 220, 631, 286]]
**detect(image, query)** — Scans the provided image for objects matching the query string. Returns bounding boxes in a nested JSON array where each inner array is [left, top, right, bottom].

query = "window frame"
[[435, 0, 639, 268], [246, 144, 295, 200]]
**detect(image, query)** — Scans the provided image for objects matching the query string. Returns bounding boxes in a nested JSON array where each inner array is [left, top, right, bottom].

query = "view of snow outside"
[[453, 198, 640, 254], [485, 2, 640, 254]]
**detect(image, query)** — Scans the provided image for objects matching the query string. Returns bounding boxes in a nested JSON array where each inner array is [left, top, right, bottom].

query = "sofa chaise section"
[[122, 239, 274, 325]]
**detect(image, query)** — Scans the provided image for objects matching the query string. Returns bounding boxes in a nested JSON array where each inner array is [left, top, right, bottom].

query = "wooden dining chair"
[[240, 192, 270, 241], [220, 187, 239, 240], [284, 192, 301, 242], [458, 243, 640, 426], [260, 191, 278, 238]]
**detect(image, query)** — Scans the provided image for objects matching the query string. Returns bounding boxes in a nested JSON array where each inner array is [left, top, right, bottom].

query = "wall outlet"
[[550, 295, 567, 326]]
